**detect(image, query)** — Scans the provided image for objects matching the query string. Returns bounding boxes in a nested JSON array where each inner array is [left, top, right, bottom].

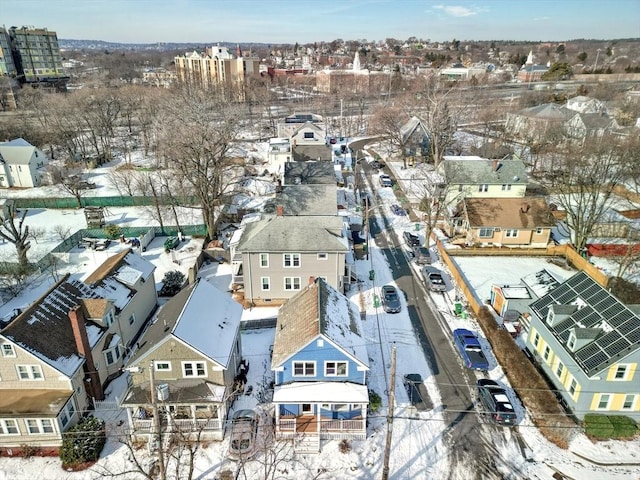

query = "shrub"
[[338, 439, 352, 454], [159, 270, 186, 297], [103, 224, 122, 239], [368, 389, 382, 414], [19, 444, 42, 458], [60, 416, 106, 469], [585, 414, 638, 440]]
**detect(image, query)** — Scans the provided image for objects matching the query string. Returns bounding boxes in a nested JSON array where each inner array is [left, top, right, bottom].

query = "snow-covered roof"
[[273, 381, 369, 403]]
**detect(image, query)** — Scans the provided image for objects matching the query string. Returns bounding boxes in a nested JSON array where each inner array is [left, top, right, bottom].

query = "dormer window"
[[567, 332, 576, 351]]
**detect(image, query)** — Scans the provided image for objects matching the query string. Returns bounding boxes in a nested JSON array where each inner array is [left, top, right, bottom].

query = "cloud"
[[433, 4, 480, 17]]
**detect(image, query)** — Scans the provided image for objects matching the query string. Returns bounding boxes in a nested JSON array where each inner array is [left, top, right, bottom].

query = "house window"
[[568, 378, 578, 395], [155, 361, 171, 371], [536, 227, 544, 234], [622, 394, 635, 410], [301, 403, 313, 413], [458, 184, 463, 192], [325, 361, 348, 377], [261, 277, 270, 291], [183, 361, 206, 378], [533, 332, 541, 348], [505, 229, 518, 238], [555, 361, 564, 379], [104, 345, 120, 366], [543, 345, 551, 362], [284, 277, 301, 291], [1, 344, 16, 357], [501, 184, 512, 191], [283, 253, 301, 267], [597, 394, 611, 410], [293, 361, 315, 376], [26, 419, 55, 434], [259, 253, 269, 267], [17, 365, 44, 380], [567, 333, 576, 350], [478, 228, 493, 238], [478, 184, 488, 192], [128, 314, 136, 326], [303, 132, 314, 139], [105, 310, 115, 326], [0, 419, 19, 435], [317, 253, 328, 260], [59, 400, 76, 428], [614, 365, 628, 380]]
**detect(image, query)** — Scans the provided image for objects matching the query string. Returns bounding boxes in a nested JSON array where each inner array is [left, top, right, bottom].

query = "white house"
[[0, 138, 49, 188]]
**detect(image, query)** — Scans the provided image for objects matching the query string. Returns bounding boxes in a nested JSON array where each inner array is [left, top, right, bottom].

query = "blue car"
[[452, 329, 489, 370], [391, 204, 406, 216]]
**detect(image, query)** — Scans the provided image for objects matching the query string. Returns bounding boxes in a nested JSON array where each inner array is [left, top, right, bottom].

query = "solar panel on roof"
[[628, 329, 640, 344], [581, 283, 602, 300], [555, 289, 577, 304], [582, 310, 603, 328], [555, 318, 575, 334], [566, 272, 587, 288], [618, 321, 640, 335], [581, 350, 609, 372], [589, 289, 610, 306], [576, 342, 602, 358], [603, 337, 630, 357], [608, 310, 633, 327]]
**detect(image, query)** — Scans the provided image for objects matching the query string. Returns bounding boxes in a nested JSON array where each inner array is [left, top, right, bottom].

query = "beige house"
[[0, 138, 49, 188], [121, 278, 243, 442], [447, 197, 556, 248], [0, 249, 156, 453], [438, 156, 528, 206], [233, 213, 350, 306]]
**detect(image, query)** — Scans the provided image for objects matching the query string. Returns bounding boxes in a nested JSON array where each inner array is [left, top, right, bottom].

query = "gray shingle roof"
[[236, 215, 348, 253], [441, 157, 527, 185]]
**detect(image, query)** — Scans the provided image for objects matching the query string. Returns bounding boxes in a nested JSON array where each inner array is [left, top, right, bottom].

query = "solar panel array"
[[530, 271, 640, 376]]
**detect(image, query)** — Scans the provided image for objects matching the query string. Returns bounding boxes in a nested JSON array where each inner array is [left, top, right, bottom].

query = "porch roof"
[[121, 379, 227, 406], [273, 382, 369, 404], [0, 389, 73, 417]]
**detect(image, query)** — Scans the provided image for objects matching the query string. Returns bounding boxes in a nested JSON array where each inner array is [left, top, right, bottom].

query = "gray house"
[[525, 271, 640, 420], [233, 214, 350, 306]]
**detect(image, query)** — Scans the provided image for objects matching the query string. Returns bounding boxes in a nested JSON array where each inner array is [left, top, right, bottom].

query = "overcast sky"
[[3, 0, 639, 44]]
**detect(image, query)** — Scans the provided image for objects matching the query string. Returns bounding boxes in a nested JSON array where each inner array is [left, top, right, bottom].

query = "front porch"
[[277, 414, 366, 440], [126, 405, 224, 441]]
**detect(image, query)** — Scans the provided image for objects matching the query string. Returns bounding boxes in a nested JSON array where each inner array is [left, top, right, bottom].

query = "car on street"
[[228, 409, 259, 459], [477, 379, 517, 426], [411, 246, 432, 265], [453, 328, 489, 370], [381, 285, 402, 313], [403, 374, 432, 411], [379, 174, 393, 187], [403, 231, 420, 247], [422, 265, 446, 291], [370, 159, 386, 169], [391, 204, 406, 216]]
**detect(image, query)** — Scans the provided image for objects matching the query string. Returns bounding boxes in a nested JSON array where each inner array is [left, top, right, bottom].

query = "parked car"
[[391, 204, 406, 216], [370, 159, 386, 169], [452, 329, 489, 370], [228, 409, 259, 459], [379, 174, 393, 187], [477, 379, 517, 426], [163, 236, 180, 252], [403, 374, 432, 411], [381, 285, 401, 313], [422, 265, 446, 291], [411, 246, 432, 265], [403, 231, 420, 247]]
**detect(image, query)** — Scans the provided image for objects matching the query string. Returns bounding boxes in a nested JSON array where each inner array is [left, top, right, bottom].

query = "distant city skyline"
[[4, 0, 639, 45]]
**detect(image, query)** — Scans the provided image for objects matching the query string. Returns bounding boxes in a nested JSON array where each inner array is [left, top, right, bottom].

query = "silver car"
[[381, 285, 402, 313], [423, 266, 447, 292]]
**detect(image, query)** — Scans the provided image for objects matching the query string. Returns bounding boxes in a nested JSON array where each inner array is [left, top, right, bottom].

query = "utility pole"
[[149, 361, 166, 480], [382, 346, 397, 480], [364, 195, 370, 261]]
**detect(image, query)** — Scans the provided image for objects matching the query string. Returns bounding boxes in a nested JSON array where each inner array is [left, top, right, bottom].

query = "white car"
[[379, 174, 392, 187]]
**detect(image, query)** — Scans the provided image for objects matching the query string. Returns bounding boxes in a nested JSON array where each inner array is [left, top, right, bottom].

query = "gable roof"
[[0, 138, 38, 165], [530, 271, 640, 376], [440, 156, 527, 185], [463, 197, 556, 229], [264, 185, 338, 216], [517, 103, 575, 121], [271, 278, 368, 369], [284, 161, 336, 185], [1, 278, 106, 377], [400, 116, 430, 144], [128, 279, 242, 369], [236, 215, 348, 253]]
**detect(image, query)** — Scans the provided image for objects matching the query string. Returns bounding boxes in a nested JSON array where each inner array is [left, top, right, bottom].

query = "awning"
[[273, 382, 369, 404]]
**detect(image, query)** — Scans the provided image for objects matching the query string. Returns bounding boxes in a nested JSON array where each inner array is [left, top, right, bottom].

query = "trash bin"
[[369, 270, 375, 281], [373, 295, 380, 308], [415, 223, 420, 232], [454, 303, 463, 315], [461, 311, 468, 320]]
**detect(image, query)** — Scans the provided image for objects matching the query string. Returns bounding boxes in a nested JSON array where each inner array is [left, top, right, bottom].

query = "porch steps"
[[294, 434, 320, 454]]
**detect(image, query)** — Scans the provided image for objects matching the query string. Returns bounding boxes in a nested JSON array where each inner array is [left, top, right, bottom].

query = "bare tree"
[[0, 203, 31, 267], [154, 86, 246, 240], [52, 224, 73, 243], [27, 225, 47, 244], [47, 162, 91, 208], [544, 137, 633, 252]]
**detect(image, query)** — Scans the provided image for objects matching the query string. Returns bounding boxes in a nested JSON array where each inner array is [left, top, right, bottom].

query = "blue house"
[[271, 277, 369, 452]]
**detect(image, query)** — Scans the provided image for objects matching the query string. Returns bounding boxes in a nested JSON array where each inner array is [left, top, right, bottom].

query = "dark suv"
[[476, 379, 517, 426], [403, 231, 420, 247]]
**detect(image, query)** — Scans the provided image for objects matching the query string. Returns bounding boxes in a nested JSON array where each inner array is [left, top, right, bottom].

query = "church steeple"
[[353, 51, 361, 71], [526, 50, 534, 65], [236, 43, 243, 58]]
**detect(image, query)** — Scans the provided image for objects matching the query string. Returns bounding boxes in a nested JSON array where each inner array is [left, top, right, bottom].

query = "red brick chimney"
[[492, 159, 499, 171], [309, 276, 316, 285], [69, 305, 104, 401], [276, 205, 284, 216]]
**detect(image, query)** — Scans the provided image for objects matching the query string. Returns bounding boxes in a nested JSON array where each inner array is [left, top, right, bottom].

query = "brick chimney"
[[276, 205, 284, 216], [492, 159, 500, 171], [309, 276, 316, 286], [521, 202, 530, 213], [69, 305, 104, 401]]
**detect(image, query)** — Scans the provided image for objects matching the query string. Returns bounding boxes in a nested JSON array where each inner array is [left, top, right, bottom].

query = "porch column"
[[316, 403, 320, 435], [126, 407, 134, 431]]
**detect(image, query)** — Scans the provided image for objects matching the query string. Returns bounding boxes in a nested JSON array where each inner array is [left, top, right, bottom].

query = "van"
[[412, 246, 431, 265]]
